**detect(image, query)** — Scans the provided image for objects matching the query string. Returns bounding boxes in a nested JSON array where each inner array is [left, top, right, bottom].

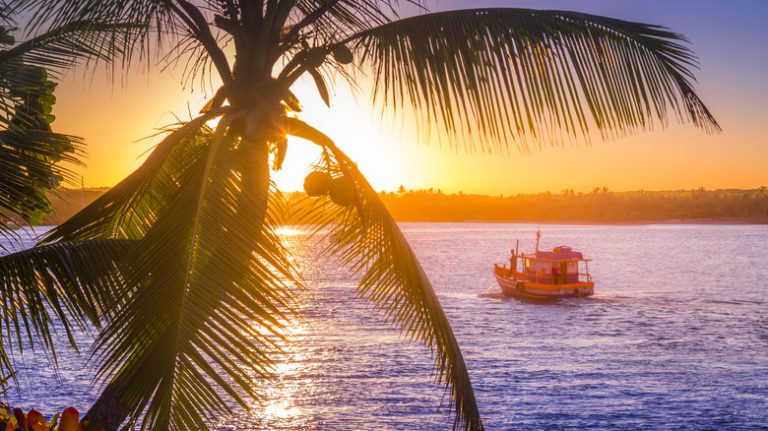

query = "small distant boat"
[[493, 231, 594, 299]]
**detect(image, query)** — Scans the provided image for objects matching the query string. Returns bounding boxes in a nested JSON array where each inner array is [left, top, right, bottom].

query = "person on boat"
[[509, 250, 517, 276]]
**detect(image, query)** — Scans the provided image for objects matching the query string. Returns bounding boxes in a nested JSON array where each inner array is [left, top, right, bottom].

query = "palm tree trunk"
[[82, 372, 136, 430], [238, 137, 271, 240]]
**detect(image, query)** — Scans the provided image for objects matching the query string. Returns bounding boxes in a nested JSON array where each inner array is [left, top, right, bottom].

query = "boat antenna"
[[535, 230, 541, 252]]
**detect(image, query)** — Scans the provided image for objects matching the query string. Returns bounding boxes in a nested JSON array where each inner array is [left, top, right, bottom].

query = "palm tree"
[[1, 1, 718, 430]]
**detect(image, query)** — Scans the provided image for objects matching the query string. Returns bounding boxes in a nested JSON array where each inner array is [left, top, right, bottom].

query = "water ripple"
[[3, 224, 768, 430]]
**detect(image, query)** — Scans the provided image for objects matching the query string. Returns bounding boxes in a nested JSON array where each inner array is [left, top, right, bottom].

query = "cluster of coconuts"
[[303, 171, 355, 207], [303, 44, 354, 68]]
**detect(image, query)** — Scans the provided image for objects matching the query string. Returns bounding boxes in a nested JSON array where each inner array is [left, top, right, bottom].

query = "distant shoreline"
[[377, 187, 768, 226], [19, 220, 768, 229], [34, 187, 768, 226], [438, 218, 768, 225]]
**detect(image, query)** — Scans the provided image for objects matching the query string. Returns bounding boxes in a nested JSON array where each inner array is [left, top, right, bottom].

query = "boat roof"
[[520, 247, 591, 262]]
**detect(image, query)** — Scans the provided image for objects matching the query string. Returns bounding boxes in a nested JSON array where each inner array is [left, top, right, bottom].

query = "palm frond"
[[40, 111, 225, 243], [0, 371, 14, 395], [8, 0, 171, 66], [10, 0, 233, 90], [292, 0, 391, 39], [0, 239, 132, 379], [0, 17, 135, 131], [0, 20, 136, 71], [286, 118, 482, 431], [342, 8, 719, 152], [293, 0, 428, 37], [84, 121, 300, 430]]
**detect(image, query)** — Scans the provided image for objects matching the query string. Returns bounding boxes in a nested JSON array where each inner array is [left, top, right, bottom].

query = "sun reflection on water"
[[264, 400, 301, 419], [244, 318, 315, 430], [274, 226, 306, 237]]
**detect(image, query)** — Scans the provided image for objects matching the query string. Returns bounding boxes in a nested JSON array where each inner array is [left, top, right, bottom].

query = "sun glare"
[[263, 400, 301, 419], [274, 226, 305, 236], [272, 76, 426, 193]]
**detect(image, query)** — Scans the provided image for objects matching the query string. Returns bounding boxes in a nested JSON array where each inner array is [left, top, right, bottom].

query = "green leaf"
[[0, 129, 82, 234], [0, 19, 136, 236]]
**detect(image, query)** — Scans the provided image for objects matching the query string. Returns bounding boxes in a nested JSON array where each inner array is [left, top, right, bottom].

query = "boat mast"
[[535, 230, 541, 252]]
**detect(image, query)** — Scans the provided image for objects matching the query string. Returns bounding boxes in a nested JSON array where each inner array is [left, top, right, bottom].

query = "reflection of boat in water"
[[493, 231, 594, 299]]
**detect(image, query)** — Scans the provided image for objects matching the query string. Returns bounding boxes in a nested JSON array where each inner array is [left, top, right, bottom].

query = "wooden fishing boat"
[[493, 232, 594, 299]]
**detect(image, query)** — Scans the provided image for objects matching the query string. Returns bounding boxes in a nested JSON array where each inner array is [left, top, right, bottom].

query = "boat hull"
[[494, 273, 594, 299]]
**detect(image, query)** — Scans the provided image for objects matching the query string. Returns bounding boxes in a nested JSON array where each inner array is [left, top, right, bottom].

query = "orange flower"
[[26, 409, 47, 431], [3, 417, 18, 431], [12, 408, 27, 431], [57, 408, 79, 431]]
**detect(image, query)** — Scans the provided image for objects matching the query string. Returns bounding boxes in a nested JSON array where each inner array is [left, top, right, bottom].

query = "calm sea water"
[[2, 223, 767, 430]]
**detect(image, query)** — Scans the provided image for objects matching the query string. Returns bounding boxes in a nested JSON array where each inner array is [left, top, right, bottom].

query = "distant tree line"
[[11, 186, 768, 226], [378, 187, 768, 223]]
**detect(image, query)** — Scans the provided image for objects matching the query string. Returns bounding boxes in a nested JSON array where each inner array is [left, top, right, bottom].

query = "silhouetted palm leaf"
[[342, 8, 720, 151], [11, 0, 228, 87], [9, 0, 167, 65], [83, 120, 300, 430], [0, 240, 132, 380], [0, 20, 134, 71], [293, 0, 413, 38], [41, 111, 225, 243]]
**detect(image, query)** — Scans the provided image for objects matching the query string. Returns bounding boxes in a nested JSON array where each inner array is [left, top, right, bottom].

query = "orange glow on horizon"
[[49, 25, 768, 196]]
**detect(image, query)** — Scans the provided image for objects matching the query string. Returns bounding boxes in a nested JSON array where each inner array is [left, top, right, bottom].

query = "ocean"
[[2, 223, 767, 430]]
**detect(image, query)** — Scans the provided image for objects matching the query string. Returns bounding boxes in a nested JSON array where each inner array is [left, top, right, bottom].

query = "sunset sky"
[[50, 0, 768, 195]]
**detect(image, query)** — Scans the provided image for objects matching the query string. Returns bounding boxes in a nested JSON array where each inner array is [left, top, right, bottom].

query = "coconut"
[[329, 177, 356, 207], [303, 48, 327, 68], [303, 171, 333, 196], [332, 45, 354, 64]]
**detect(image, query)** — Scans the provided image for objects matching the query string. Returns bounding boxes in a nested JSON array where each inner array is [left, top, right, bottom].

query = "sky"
[[49, 0, 768, 195]]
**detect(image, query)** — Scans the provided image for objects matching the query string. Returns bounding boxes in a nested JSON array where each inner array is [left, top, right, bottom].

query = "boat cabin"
[[505, 246, 592, 285]]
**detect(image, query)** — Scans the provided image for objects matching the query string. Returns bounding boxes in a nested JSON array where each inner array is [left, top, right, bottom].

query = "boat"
[[493, 231, 594, 299]]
